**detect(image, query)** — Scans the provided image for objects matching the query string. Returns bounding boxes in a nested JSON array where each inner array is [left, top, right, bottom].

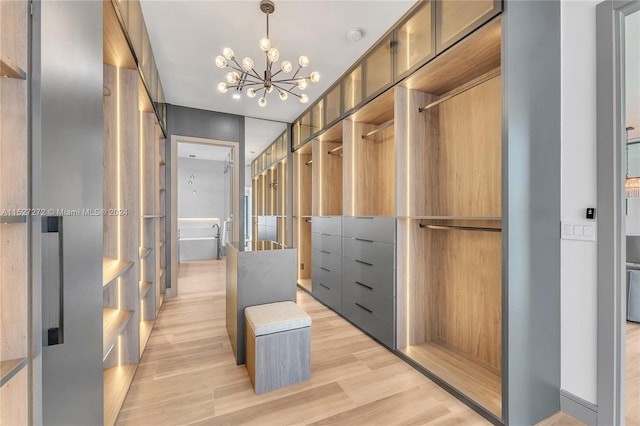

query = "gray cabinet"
[[341, 217, 396, 349], [311, 217, 342, 310]]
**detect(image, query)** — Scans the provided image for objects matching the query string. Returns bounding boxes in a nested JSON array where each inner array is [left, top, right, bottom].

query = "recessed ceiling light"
[[189, 154, 196, 158], [249, 151, 255, 154], [232, 93, 241, 100]]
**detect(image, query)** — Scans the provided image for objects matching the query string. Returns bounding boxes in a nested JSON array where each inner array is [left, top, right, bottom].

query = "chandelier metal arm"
[[215, 1, 318, 105], [272, 83, 302, 98]]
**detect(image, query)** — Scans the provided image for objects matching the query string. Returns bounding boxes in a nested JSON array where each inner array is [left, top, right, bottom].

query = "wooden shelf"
[[103, 364, 137, 426], [159, 268, 166, 280], [139, 320, 153, 356], [349, 89, 395, 125], [402, 18, 501, 96], [0, 57, 26, 80], [103, 257, 134, 288], [297, 278, 312, 292], [401, 216, 502, 221], [139, 247, 152, 259], [139, 281, 152, 299], [0, 358, 27, 386], [399, 341, 501, 417], [103, 308, 133, 360], [0, 215, 27, 224]]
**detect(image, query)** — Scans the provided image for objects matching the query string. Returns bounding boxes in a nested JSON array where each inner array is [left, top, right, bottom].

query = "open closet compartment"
[[312, 122, 343, 217], [343, 89, 395, 217], [395, 16, 502, 419], [293, 141, 312, 291]]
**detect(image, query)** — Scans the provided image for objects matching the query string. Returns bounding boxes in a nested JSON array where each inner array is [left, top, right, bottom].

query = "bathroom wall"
[[178, 157, 230, 221]]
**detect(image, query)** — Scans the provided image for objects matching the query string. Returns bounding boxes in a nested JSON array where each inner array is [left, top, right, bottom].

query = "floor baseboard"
[[560, 389, 597, 426]]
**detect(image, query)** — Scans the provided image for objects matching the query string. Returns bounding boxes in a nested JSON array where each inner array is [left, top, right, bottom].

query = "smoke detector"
[[347, 28, 363, 42]]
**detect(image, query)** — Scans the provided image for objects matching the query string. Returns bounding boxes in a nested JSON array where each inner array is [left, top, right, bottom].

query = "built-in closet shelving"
[[102, 0, 168, 423], [251, 131, 289, 248], [293, 142, 312, 290], [0, 0, 30, 423], [395, 15, 502, 418]]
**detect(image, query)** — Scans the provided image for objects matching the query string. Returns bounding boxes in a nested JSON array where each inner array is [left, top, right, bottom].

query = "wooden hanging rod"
[[362, 120, 394, 139], [305, 160, 313, 165], [418, 70, 501, 113], [419, 223, 501, 233], [328, 145, 343, 155], [305, 219, 312, 223]]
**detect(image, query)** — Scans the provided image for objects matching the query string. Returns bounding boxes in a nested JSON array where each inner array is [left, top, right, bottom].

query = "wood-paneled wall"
[[343, 120, 395, 216], [312, 140, 342, 216]]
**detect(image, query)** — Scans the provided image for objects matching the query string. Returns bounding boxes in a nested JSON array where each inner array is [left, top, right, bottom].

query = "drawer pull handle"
[[320, 250, 331, 254], [355, 238, 374, 243], [355, 303, 373, 313], [320, 266, 331, 272], [355, 217, 374, 220], [319, 283, 330, 290], [355, 259, 373, 267], [355, 281, 373, 290]]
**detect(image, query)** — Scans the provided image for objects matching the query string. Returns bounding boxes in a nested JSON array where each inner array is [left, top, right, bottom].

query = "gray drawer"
[[312, 232, 342, 254], [312, 268, 341, 312], [342, 237, 395, 271], [342, 278, 395, 322], [312, 264, 342, 288], [312, 216, 342, 236], [342, 257, 395, 296], [342, 291, 394, 348], [312, 249, 342, 274], [342, 216, 395, 244]]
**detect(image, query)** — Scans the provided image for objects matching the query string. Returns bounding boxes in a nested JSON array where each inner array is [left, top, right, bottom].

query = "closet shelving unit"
[[293, 141, 313, 291], [251, 131, 289, 247], [0, 0, 30, 424], [395, 16, 502, 418], [102, 0, 168, 423]]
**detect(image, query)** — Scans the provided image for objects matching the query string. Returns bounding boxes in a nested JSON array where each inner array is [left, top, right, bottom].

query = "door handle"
[[42, 216, 64, 346]]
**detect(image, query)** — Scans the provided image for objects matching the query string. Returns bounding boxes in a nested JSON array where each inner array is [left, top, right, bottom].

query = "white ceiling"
[[140, 0, 416, 123]]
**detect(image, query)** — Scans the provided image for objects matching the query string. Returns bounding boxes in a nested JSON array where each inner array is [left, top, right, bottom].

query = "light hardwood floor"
[[628, 321, 640, 426], [117, 259, 582, 425]]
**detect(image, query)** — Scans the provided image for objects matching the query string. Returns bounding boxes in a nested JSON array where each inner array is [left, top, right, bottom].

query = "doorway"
[[170, 136, 240, 297], [596, 1, 640, 424]]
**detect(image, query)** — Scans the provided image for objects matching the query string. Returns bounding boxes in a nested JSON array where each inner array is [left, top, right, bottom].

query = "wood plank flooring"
[[116, 259, 490, 425], [116, 259, 636, 425]]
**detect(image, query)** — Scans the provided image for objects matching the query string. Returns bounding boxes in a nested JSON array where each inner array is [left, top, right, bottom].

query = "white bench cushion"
[[245, 301, 311, 336]]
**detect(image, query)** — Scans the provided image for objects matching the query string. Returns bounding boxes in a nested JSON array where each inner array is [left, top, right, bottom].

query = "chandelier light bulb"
[[214, 2, 320, 107], [267, 48, 280, 63], [215, 55, 227, 68], [226, 71, 240, 84], [280, 60, 293, 73], [241, 57, 255, 71], [296, 78, 308, 90], [259, 37, 271, 52], [222, 47, 235, 60]]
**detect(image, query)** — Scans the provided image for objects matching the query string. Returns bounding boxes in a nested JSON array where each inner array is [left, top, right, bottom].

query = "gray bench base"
[[246, 324, 311, 394]]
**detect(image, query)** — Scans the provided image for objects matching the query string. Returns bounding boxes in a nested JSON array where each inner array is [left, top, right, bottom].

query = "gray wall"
[[34, 1, 105, 424], [178, 157, 230, 220], [166, 104, 245, 288], [503, 0, 562, 424]]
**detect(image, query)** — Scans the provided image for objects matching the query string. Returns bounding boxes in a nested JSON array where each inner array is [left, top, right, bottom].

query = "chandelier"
[[215, 0, 320, 107]]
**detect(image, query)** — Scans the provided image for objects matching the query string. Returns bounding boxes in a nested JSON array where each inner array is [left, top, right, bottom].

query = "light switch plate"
[[561, 221, 597, 241]]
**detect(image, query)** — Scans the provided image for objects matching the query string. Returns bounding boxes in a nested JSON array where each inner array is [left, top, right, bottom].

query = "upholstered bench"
[[244, 301, 311, 394]]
